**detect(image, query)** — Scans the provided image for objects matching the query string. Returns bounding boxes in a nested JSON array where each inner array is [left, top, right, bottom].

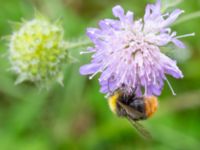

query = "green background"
[[0, 0, 200, 149]]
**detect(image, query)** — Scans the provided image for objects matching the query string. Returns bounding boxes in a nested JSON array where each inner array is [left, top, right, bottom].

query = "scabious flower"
[[80, 0, 194, 96], [9, 14, 70, 86]]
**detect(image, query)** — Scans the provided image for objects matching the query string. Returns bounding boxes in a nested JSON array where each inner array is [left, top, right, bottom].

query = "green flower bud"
[[8, 14, 70, 86]]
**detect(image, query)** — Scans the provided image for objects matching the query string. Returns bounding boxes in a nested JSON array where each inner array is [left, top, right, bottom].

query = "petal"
[[144, 4, 151, 20], [135, 86, 142, 97], [148, 85, 162, 96], [104, 19, 119, 29], [125, 11, 134, 23], [86, 28, 101, 40], [87, 28, 102, 37], [79, 63, 101, 75], [160, 54, 184, 78], [99, 78, 117, 94], [152, 1, 161, 18], [145, 0, 161, 20], [162, 9, 184, 27], [99, 20, 110, 30], [112, 5, 124, 19], [172, 38, 186, 49], [165, 67, 183, 78], [155, 0, 161, 11]]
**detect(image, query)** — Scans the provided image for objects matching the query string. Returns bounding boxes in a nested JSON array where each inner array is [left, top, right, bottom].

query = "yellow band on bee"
[[108, 92, 120, 114]]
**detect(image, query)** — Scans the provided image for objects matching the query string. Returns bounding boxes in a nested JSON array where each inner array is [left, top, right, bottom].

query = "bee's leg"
[[117, 107, 127, 117]]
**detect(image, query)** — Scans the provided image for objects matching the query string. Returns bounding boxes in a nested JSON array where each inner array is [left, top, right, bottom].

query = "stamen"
[[176, 32, 195, 39], [90, 65, 108, 80], [162, 13, 169, 17], [104, 94, 109, 99], [80, 51, 94, 55], [89, 70, 101, 79], [165, 78, 176, 95]]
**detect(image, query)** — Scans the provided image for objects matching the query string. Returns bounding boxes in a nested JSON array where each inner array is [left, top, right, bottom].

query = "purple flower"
[[80, 0, 193, 96]]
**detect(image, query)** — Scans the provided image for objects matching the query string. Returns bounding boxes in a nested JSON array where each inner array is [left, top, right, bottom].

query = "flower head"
[[80, 0, 193, 96], [9, 14, 70, 85]]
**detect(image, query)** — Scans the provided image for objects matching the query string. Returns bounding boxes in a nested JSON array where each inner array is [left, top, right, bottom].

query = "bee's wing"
[[117, 101, 144, 120], [117, 101, 152, 139], [127, 116, 152, 140]]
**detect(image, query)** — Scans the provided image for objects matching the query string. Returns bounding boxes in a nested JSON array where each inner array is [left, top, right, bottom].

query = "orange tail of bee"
[[144, 96, 158, 118]]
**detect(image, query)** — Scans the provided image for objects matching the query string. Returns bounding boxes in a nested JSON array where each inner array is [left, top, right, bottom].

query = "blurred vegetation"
[[0, 0, 200, 149]]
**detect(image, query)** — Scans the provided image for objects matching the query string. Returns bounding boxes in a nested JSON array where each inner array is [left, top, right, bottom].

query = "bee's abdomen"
[[129, 99, 146, 120], [129, 99, 145, 114], [144, 96, 158, 118]]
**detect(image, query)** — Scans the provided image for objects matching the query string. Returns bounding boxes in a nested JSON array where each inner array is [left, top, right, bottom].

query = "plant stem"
[[173, 11, 200, 26], [67, 39, 92, 50]]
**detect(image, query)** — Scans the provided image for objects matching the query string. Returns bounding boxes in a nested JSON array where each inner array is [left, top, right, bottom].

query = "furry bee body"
[[108, 91, 158, 121]]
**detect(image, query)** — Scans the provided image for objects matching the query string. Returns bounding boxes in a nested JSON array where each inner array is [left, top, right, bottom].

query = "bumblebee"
[[108, 90, 158, 139]]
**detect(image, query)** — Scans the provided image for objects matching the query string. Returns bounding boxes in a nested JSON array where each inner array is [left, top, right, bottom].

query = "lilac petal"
[[104, 19, 117, 28], [165, 67, 183, 78], [135, 86, 142, 97], [146, 33, 171, 46], [100, 86, 107, 93], [79, 63, 101, 75], [157, 52, 183, 78], [148, 85, 162, 96], [104, 19, 121, 30], [157, 34, 171, 45], [87, 47, 96, 52], [100, 79, 117, 94], [163, 9, 184, 27], [87, 28, 99, 35], [172, 38, 186, 48], [99, 20, 110, 30], [125, 11, 134, 23], [155, 0, 161, 9], [144, 0, 161, 22], [150, 0, 161, 18], [86, 28, 101, 40], [153, 0, 161, 16], [144, 4, 151, 20], [112, 5, 124, 19]]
